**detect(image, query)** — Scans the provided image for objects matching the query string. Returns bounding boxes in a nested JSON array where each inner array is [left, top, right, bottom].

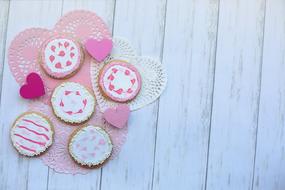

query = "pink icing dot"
[[65, 90, 72, 95], [112, 68, 118, 73], [131, 79, 136, 84], [58, 50, 65, 57], [125, 69, 130, 75], [115, 88, 123, 95], [66, 61, 72, 66], [98, 139, 106, 145], [83, 99, 87, 106], [109, 84, 114, 91], [64, 41, 69, 48], [51, 45, 56, 52], [49, 55, 55, 62], [55, 62, 62, 69], [108, 74, 114, 81]]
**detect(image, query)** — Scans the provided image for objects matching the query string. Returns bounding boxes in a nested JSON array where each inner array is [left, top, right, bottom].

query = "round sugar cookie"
[[69, 125, 113, 168], [10, 112, 54, 157], [99, 60, 142, 102], [41, 36, 83, 79], [51, 82, 95, 124]]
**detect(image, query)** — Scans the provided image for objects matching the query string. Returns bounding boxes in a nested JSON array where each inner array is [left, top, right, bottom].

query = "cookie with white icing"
[[99, 60, 142, 102], [69, 125, 113, 167], [10, 112, 54, 157], [41, 36, 83, 79], [51, 82, 95, 124]]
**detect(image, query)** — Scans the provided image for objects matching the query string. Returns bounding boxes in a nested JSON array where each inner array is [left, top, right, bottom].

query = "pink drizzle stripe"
[[16, 142, 36, 153], [17, 125, 50, 140], [22, 119, 49, 132], [14, 134, 46, 146]]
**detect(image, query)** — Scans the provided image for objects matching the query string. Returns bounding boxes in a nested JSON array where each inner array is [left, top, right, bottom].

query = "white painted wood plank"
[[152, 0, 219, 189], [206, 1, 266, 189], [0, 1, 62, 190], [0, 0, 10, 96], [46, 1, 115, 190], [100, 0, 167, 190], [253, 1, 285, 190]]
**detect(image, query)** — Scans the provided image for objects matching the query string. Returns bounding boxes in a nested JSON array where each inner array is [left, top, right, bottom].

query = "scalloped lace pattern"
[[8, 10, 127, 174], [28, 102, 127, 175], [91, 37, 167, 111]]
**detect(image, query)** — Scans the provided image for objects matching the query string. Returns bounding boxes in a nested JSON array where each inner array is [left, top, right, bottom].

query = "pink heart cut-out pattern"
[[8, 10, 111, 104], [8, 10, 128, 174]]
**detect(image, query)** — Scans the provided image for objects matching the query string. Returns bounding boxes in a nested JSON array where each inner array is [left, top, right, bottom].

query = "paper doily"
[[8, 10, 111, 104], [8, 10, 167, 174], [8, 10, 127, 174], [91, 37, 167, 111], [28, 102, 127, 175]]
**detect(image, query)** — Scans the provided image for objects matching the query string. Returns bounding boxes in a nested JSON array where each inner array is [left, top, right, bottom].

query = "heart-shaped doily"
[[91, 37, 167, 111]]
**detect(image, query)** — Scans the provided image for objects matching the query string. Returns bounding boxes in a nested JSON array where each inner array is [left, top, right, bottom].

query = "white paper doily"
[[91, 37, 167, 111]]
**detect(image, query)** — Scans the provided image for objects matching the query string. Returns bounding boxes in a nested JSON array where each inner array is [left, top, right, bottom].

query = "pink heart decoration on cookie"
[[103, 104, 130, 129], [85, 38, 113, 62], [20, 72, 45, 99]]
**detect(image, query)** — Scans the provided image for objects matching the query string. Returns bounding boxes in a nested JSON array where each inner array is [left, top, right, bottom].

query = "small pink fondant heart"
[[85, 38, 113, 62], [103, 105, 130, 129], [20, 72, 45, 99]]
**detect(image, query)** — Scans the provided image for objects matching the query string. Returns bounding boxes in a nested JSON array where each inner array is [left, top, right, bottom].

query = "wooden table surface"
[[0, 0, 285, 190]]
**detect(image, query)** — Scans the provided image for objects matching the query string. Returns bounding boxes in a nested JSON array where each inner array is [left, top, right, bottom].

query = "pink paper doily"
[[8, 10, 127, 174], [28, 102, 127, 175], [8, 10, 111, 104]]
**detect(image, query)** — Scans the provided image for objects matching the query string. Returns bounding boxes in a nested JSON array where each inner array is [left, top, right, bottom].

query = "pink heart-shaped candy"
[[19, 72, 45, 99], [85, 38, 113, 62], [103, 105, 130, 129]]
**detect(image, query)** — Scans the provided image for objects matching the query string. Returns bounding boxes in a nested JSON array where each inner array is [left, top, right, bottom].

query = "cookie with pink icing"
[[10, 112, 54, 157], [69, 125, 112, 167], [99, 60, 142, 102], [41, 36, 83, 79], [51, 82, 95, 124]]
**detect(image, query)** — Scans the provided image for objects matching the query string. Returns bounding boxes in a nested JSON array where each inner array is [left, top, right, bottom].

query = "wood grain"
[[100, 0, 167, 190], [152, 0, 219, 189], [253, 1, 285, 190], [0, 0, 9, 99], [0, 1, 62, 190], [46, 1, 115, 190], [0, 0, 285, 190], [206, 0, 266, 189]]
